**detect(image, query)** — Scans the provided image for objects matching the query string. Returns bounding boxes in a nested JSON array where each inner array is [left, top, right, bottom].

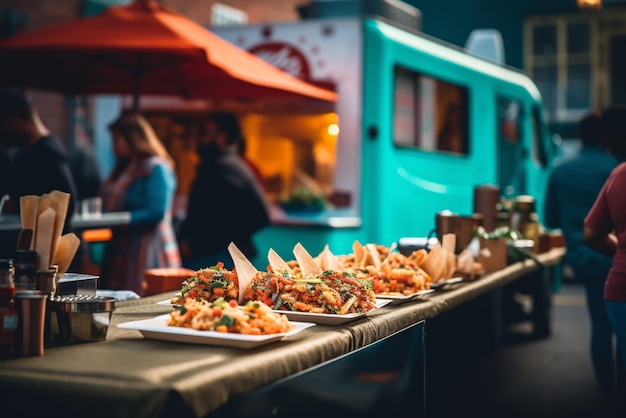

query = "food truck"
[[199, 15, 557, 265], [110, 14, 556, 268]]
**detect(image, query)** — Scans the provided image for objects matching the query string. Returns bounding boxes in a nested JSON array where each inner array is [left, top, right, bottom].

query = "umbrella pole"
[[132, 53, 142, 112]]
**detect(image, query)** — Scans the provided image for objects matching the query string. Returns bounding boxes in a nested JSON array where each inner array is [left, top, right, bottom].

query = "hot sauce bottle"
[[0, 258, 18, 358]]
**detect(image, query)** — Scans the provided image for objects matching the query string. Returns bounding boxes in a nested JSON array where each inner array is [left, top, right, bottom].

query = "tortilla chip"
[[293, 242, 322, 276], [443, 249, 456, 280], [420, 242, 446, 282], [408, 248, 427, 266], [227, 242, 259, 304], [365, 243, 382, 270], [441, 233, 456, 255], [316, 244, 345, 271], [268, 248, 292, 274], [352, 240, 367, 268]]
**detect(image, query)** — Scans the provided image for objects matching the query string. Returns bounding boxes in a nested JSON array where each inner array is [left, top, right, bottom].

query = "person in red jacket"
[[584, 105, 626, 408]]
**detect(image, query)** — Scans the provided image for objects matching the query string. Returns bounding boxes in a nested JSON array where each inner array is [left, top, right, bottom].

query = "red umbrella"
[[0, 0, 337, 110]]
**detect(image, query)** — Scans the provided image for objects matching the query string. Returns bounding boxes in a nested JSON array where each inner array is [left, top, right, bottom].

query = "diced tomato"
[[212, 307, 222, 317], [228, 299, 238, 308]]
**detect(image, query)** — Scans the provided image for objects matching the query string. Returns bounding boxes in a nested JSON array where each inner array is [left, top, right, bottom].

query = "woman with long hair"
[[99, 112, 181, 294]]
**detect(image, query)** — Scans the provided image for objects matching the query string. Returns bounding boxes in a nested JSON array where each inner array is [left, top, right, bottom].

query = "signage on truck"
[[248, 42, 312, 80]]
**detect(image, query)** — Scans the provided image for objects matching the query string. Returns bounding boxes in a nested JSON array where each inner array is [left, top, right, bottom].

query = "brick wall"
[[161, 0, 303, 25]]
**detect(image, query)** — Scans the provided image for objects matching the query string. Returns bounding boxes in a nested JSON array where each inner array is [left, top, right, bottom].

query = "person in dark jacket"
[[178, 112, 269, 270], [544, 111, 618, 396], [0, 89, 77, 219], [0, 89, 78, 261]]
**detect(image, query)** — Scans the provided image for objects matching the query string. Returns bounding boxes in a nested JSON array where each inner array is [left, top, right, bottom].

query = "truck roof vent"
[[297, 0, 421, 30], [465, 29, 505, 65]]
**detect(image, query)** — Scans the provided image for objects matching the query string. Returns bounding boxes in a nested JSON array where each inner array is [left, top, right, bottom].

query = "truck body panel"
[[211, 17, 554, 264]]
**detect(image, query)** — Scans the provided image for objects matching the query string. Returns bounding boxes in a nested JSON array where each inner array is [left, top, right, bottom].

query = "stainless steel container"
[[47, 295, 115, 344], [56, 273, 98, 296]]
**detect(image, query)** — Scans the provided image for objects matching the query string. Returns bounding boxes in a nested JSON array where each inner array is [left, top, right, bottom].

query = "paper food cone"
[[34, 207, 56, 271], [48, 190, 71, 267], [53, 233, 81, 277], [420, 242, 446, 282], [19, 195, 38, 233]]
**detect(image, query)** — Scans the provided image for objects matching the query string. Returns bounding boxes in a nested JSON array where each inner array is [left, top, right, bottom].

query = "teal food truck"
[[210, 15, 558, 265]]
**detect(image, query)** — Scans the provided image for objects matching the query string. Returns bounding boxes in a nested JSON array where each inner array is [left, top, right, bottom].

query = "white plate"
[[375, 289, 435, 305], [157, 298, 181, 307], [272, 299, 391, 325], [430, 277, 464, 290], [117, 314, 316, 349]]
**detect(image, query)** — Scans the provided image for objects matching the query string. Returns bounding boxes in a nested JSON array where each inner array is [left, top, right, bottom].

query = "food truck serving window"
[[144, 111, 343, 222], [393, 66, 469, 155], [497, 96, 526, 198]]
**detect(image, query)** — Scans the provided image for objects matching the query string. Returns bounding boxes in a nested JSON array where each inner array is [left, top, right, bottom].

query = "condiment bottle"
[[515, 195, 539, 241], [0, 258, 18, 358]]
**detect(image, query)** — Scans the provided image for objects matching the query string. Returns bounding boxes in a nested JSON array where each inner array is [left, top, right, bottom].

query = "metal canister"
[[47, 295, 115, 344]]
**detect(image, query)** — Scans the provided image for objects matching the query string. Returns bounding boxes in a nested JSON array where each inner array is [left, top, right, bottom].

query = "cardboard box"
[[478, 238, 508, 272]]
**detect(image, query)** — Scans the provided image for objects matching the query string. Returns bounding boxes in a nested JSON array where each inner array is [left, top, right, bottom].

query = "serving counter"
[[0, 248, 565, 418]]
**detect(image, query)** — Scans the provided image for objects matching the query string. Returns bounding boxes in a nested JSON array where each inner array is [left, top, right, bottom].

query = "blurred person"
[[69, 144, 102, 202], [583, 104, 626, 406], [0, 89, 77, 228], [99, 113, 181, 294], [437, 103, 466, 154], [178, 112, 269, 270], [0, 89, 78, 263], [544, 111, 618, 396]]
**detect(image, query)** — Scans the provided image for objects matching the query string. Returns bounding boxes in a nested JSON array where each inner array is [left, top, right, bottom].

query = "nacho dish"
[[350, 250, 433, 296], [170, 263, 239, 305], [244, 269, 377, 314], [329, 242, 433, 296], [168, 297, 292, 335]]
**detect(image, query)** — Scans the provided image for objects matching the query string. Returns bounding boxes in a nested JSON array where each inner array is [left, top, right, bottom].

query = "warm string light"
[[577, 0, 602, 9]]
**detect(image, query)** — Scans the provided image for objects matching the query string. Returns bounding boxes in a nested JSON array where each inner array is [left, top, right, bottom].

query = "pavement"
[[426, 281, 625, 418]]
